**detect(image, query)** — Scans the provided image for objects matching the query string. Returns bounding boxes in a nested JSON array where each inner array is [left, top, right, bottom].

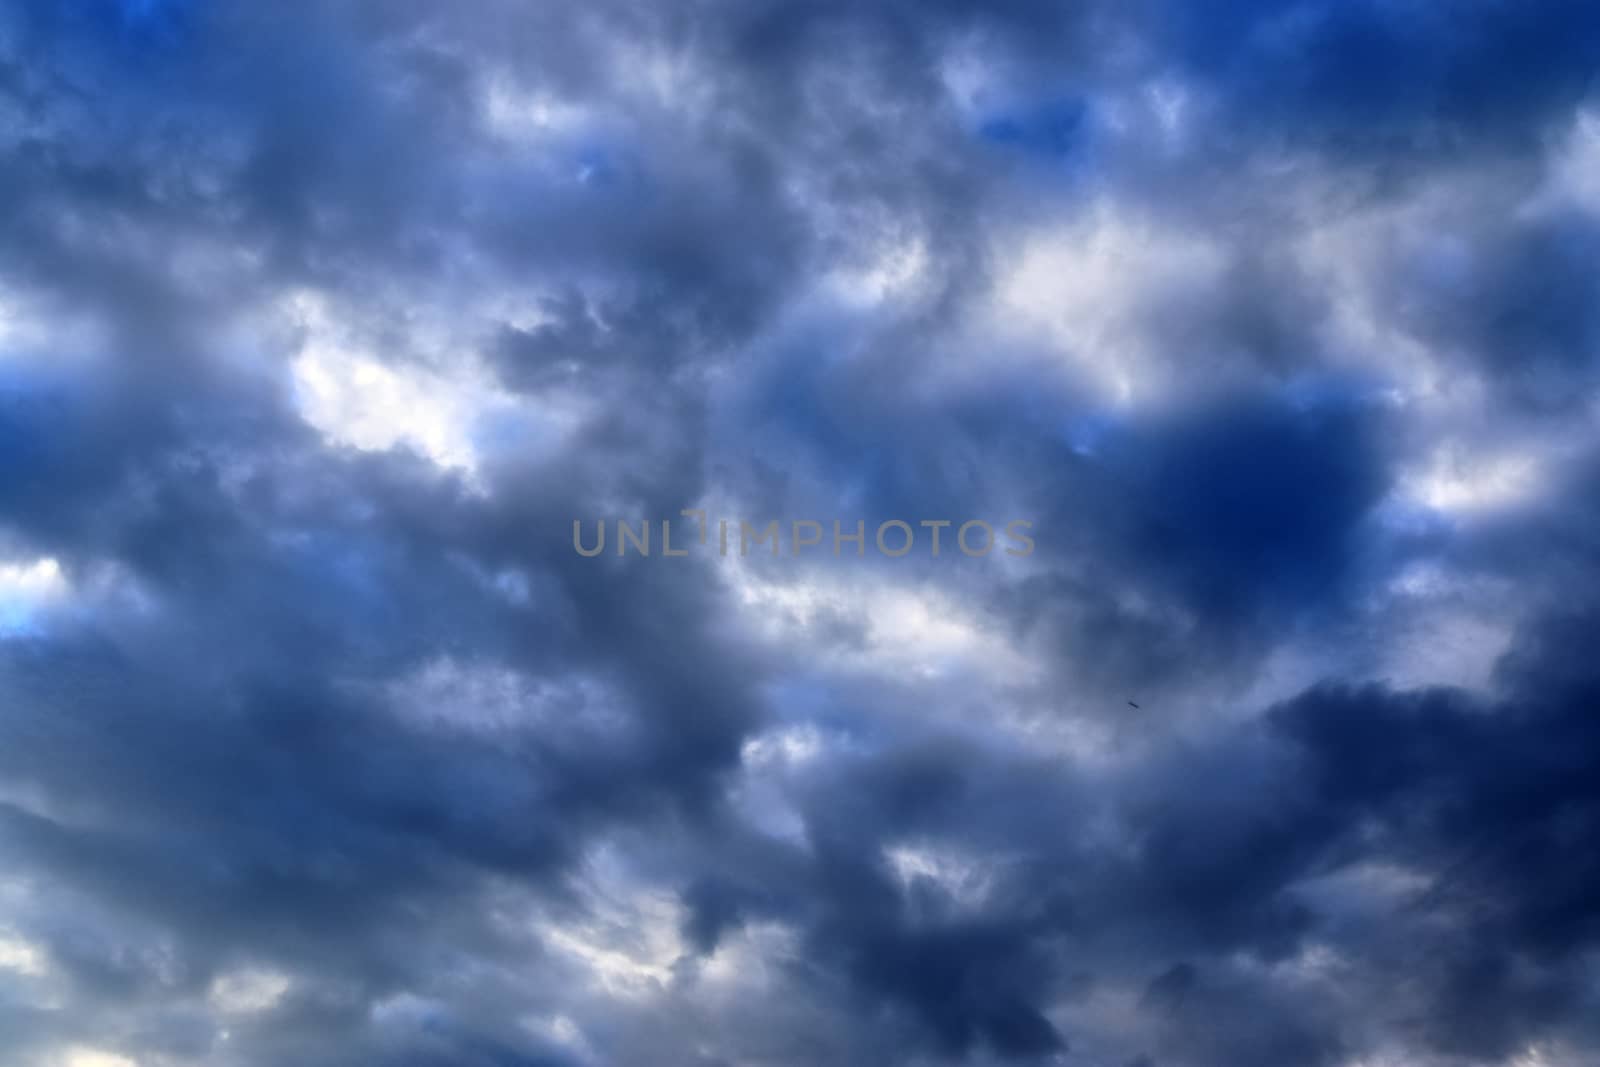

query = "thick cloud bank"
[[2, 2, 1600, 1065]]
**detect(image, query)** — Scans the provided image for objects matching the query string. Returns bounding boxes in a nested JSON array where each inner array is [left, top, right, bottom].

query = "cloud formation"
[[2, 1, 1600, 1065]]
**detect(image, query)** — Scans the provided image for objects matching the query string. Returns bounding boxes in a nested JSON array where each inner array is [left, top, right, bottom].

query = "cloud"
[[1, 1, 1599, 1065]]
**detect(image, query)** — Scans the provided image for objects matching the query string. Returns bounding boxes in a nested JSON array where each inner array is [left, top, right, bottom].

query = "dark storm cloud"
[[2, 0, 1600, 1065], [1154, 0, 1600, 156], [1360, 206, 1600, 413]]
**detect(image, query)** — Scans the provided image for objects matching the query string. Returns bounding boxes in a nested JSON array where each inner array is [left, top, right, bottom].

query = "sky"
[[2, 1, 1600, 1065]]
